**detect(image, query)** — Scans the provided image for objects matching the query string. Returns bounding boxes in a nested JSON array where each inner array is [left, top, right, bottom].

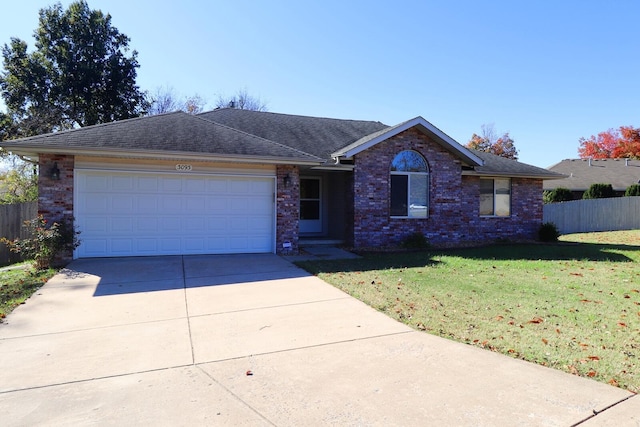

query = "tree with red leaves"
[[578, 126, 640, 159], [466, 124, 518, 160]]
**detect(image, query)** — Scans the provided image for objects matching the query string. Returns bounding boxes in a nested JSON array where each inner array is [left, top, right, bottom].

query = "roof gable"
[[331, 116, 484, 167]]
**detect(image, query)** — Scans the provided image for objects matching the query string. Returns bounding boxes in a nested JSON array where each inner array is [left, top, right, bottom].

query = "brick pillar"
[[276, 165, 299, 255], [38, 154, 75, 264]]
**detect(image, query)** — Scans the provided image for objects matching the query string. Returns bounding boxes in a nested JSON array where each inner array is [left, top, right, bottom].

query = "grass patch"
[[0, 262, 56, 321], [297, 230, 640, 392]]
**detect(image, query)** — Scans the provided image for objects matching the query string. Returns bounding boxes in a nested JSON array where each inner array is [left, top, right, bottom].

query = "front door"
[[300, 177, 322, 233]]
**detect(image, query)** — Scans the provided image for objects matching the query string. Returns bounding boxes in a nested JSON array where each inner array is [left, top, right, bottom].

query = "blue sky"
[[1, 0, 639, 168]]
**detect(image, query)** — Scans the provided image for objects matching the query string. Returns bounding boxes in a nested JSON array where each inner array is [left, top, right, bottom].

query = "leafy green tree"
[[0, 1, 147, 137], [583, 183, 615, 199], [0, 156, 37, 204], [625, 184, 640, 197], [543, 187, 573, 204]]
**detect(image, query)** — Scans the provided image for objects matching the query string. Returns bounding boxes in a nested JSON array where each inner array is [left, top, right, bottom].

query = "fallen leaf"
[[608, 378, 619, 387], [556, 328, 561, 334], [542, 338, 548, 345], [571, 273, 584, 277], [618, 322, 627, 328], [495, 315, 504, 321], [568, 365, 579, 375], [587, 370, 597, 377], [246, 370, 253, 376], [528, 317, 544, 324], [587, 356, 600, 361]]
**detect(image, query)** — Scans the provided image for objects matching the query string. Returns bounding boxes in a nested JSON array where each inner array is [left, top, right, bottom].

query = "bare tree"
[[147, 86, 180, 115], [147, 86, 208, 115], [215, 88, 268, 111]]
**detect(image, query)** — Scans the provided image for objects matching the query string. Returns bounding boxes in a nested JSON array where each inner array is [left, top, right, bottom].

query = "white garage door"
[[75, 170, 275, 258]]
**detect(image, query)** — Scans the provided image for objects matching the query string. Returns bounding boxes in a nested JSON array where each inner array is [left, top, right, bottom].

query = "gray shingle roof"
[[1, 111, 322, 163], [198, 108, 388, 162], [1, 108, 567, 179], [543, 158, 640, 190], [470, 150, 566, 179]]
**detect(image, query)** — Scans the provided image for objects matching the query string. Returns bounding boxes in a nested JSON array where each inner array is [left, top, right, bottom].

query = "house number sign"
[[175, 164, 193, 171]]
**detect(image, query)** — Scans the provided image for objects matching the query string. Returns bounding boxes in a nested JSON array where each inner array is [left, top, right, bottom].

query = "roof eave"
[[2, 145, 323, 166], [462, 170, 568, 180]]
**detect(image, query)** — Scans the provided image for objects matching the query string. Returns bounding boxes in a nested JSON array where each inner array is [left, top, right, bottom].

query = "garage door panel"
[[83, 175, 109, 191], [138, 176, 159, 191], [76, 171, 274, 258], [112, 176, 134, 191], [137, 217, 159, 232], [112, 217, 133, 232], [112, 239, 133, 254], [161, 177, 183, 192], [138, 195, 159, 213], [112, 195, 135, 211]]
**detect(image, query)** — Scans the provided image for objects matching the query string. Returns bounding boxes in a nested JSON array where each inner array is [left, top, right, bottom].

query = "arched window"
[[390, 150, 429, 218]]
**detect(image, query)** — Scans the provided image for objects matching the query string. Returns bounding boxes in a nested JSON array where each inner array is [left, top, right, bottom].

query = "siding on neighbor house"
[[351, 128, 542, 248]]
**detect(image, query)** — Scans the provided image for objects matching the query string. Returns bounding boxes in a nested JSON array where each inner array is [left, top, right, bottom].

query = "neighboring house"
[[0, 109, 562, 261], [545, 158, 640, 199]]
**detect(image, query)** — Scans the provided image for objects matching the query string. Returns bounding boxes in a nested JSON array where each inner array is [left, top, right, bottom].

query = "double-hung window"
[[480, 178, 511, 216], [390, 150, 429, 218]]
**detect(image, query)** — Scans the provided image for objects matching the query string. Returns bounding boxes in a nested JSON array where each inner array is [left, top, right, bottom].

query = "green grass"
[[0, 262, 56, 321], [297, 230, 640, 393]]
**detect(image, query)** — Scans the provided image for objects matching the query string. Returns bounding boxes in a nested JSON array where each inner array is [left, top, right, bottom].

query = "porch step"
[[299, 239, 344, 247]]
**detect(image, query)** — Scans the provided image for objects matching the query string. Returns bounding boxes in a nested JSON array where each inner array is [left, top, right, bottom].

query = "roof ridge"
[[198, 108, 386, 126], [193, 115, 323, 161]]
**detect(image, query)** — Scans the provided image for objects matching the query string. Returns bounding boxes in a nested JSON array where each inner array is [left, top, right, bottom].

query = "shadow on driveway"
[[56, 254, 310, 297]]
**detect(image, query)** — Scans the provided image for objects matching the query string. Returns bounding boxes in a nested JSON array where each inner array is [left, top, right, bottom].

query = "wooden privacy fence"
[[543, 196, 640, 235], [0, 202, 38, 266]]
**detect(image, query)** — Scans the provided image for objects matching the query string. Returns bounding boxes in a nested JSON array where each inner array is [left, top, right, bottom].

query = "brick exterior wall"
[[38, 154, 75, 263], [351, 129, 543, 248], [275, 165, 300, 255]]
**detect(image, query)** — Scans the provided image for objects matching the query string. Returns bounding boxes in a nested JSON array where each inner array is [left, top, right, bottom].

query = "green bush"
[[1, 216, 80, 270], [583, 183, 615, 199], [401, 232, 430, 249], [538, 222, 560, 242], [625, 184, 640, 197], [543, 187, 573, 204]]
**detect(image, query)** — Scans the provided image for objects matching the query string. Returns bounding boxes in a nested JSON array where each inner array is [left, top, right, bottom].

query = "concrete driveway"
[[0, 254, 638, 426]]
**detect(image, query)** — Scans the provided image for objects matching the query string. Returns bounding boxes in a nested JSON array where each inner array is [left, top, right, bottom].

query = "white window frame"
[[390, 151, 429, 219], [480, 177, 511, 217]]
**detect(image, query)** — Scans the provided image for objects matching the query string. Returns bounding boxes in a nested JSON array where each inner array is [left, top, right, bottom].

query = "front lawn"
[[297, 230, 640, 393], [0, 263, 56, 321]]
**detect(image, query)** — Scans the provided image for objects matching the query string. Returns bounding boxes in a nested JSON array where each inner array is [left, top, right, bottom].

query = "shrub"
[[1, 216, 80, 270], [583, 183, 615, 199], [543, 187, 573, 204], [625, 184, 640, 197], [538, 222, 560, 242], [401, 232, 430, 249]]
